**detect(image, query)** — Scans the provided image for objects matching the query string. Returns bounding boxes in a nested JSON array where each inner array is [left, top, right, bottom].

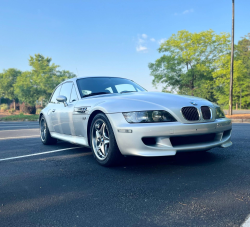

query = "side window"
[[60, 82, 73, 102], [50, 85, 61, 104], [70, 85, 78, 103], [115, 84, 136, 93]]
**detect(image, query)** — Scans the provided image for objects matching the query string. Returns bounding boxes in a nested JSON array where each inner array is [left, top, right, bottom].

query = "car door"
[[71, 84, 86, 137], [48, 85, 62, 133], [57, 82, 75, 135]]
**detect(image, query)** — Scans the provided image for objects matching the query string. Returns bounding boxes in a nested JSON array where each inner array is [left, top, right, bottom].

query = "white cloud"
[[175, 8, 194, 16], [136, 45, 147, 52], [183, 9, 194, 14], [158, 38, 166, 44], [138, 38, 145, 43], [136, 34, 148, 52], [150, 38, 156, 42]]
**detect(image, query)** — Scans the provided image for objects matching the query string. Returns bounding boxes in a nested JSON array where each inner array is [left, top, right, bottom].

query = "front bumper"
[[107, 113, 232, 157]]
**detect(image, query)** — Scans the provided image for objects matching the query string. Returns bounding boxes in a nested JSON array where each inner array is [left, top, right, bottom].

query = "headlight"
[[122, 111, 177, 123], [215, 107, 225, 119]]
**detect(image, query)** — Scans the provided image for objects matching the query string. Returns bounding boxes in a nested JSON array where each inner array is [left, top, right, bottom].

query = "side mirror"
[[56, 95, 68, 106]]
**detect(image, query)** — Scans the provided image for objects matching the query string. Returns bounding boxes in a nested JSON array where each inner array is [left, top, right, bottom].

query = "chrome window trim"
[[69, 84, 79, 103], [49, 85, 62, 104]]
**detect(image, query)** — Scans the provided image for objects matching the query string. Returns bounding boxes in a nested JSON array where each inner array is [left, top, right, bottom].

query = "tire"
[[90, 113, 124, 166], [40, 115, 57, 145]]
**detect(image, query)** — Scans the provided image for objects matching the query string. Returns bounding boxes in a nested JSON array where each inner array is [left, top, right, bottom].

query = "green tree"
[[234, 34, 250, 108], [149, 30, 230, 101], [212, 55, 248, 109], [236, 33, 250, 73], [0, 68, 22, 109], [29, 54, 59, 105], [14, 54, 76, 106], [14, 71, 39, 105]]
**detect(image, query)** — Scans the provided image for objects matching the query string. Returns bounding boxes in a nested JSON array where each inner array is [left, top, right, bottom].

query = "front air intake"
[[181, 107, 199, 121], [170, 133, 216, 147], [201, 106, 211, 120]]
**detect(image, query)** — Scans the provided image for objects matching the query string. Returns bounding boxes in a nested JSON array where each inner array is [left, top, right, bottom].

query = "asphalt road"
[[0, 122, 250, 227]]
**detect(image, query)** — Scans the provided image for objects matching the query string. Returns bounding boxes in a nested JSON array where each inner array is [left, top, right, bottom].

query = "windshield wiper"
[[83, 92, 109, 98], [120, 91, 137, 94]]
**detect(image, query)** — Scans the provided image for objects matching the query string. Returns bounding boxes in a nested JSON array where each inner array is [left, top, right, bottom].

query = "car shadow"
[[120, 149, 226, 168]]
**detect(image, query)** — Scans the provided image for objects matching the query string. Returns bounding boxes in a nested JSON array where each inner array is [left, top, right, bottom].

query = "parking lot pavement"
[[0, 122, 250, 227], [0, 121, 39, 128]]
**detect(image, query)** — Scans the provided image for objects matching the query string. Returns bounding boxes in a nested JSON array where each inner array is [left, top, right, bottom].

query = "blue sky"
[[0, 0, 249, 91]]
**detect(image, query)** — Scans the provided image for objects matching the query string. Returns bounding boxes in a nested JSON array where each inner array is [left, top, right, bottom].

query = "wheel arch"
[[39, 113, 44, 123], [87, 110, 105, 146]]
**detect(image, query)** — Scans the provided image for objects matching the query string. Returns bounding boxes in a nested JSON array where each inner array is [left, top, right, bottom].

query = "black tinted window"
[[77, 77, 146, 98], [60, 82, 73, 102], [50, 85, 61, 104]]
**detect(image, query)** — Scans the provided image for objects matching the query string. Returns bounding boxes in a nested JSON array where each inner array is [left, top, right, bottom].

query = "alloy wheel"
[[40, 118, 47, 141], [92, 119, 110, 160]]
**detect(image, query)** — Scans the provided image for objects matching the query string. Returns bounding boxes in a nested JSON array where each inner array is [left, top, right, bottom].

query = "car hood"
[[77, 91, 213, 114], [108, 92, 209, 106]]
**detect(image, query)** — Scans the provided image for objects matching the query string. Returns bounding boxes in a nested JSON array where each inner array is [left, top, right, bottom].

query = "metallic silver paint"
[[40, 77, 232, 157]]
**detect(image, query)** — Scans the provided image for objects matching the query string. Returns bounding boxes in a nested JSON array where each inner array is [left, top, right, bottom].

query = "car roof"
[[63, 76, 131, 83]]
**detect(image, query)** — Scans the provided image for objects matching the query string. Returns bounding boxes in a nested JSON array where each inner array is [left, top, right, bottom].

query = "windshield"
[[76, 77, 147, 98]]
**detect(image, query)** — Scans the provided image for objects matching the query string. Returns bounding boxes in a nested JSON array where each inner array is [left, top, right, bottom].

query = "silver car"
[[39, 77, 232, 166]]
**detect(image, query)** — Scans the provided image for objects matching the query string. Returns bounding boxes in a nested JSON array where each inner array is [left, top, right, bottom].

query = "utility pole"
[[229, 0, 235, 115], [240, 88, 242, 109]]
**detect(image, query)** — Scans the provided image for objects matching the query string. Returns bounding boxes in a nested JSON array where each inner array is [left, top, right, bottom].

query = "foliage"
[[212, 55, 249, 108], [36, 105, 43, 109], [235, 33, 250, 74], [36, 108, 42, 115], [0, 104, 9, 111], [212, 33, 250, 109], [0, 68, 22, 109], [14, 54, 76, 105], [149, 30, 250, 109], [8, 109, 16, 114], [0, 114, 39, 121], [233, 33, 250, 108], [149, 29, 230, 101], [14, 71, 40, 105], [10, 102, 19, 110], [19, 103, 36, 114]]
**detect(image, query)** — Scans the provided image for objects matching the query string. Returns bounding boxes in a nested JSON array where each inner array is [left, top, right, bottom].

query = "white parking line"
[[0, 147, 83, 161], [0, 135, 40, 140], [242, 215, 250, 227]]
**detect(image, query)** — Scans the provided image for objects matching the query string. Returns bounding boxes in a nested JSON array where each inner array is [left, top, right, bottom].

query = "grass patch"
[[0, 114, 39, 121]]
